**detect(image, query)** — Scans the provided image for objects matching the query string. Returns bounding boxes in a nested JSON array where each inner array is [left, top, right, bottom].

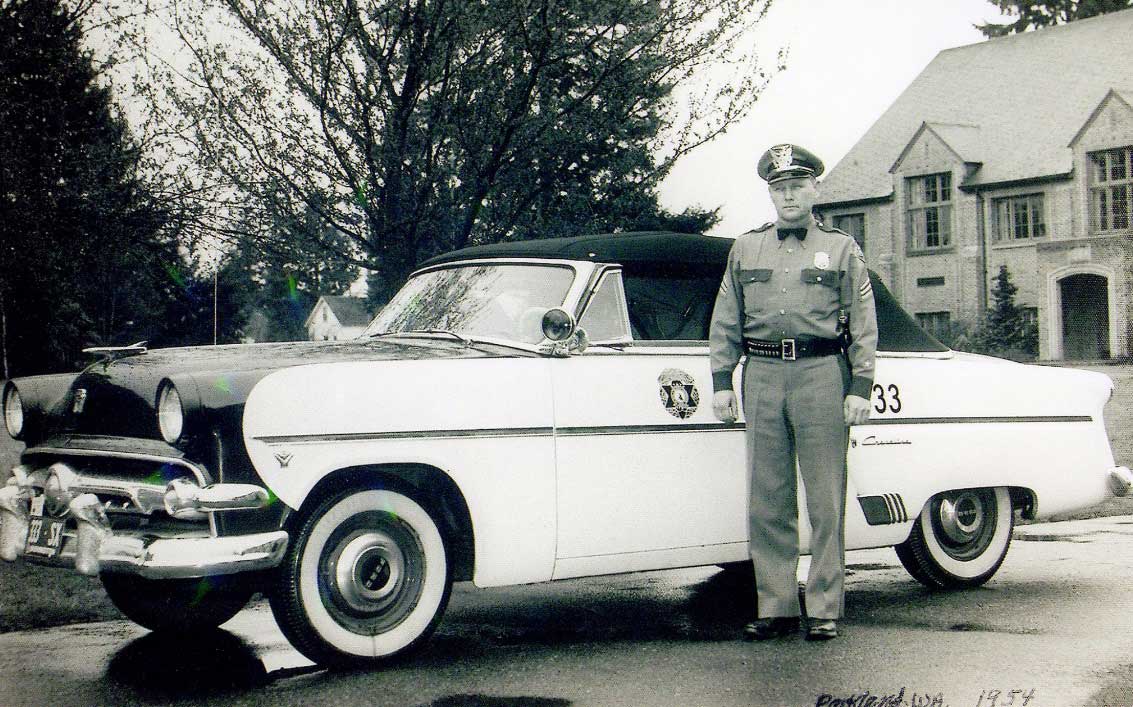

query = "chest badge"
[[658, 368, 700, 419], [814, 252, 831, 270]]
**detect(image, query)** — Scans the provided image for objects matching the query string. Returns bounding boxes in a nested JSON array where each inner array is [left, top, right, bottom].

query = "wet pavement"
[[2, 516, 1133, 706]]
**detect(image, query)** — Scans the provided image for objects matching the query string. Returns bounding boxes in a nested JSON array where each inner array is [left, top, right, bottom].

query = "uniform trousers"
[[742, 353, 849, 620]]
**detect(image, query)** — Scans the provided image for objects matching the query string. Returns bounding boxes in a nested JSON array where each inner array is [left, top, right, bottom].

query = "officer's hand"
[[713, 390, 738, 423], [844, 394, 871, 426]]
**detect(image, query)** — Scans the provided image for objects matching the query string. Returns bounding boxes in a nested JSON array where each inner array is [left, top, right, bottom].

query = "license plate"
[[25, 495, 66, 558]]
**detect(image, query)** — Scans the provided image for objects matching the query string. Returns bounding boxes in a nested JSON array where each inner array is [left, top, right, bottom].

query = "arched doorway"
[[1059, 273, 1110, 359]]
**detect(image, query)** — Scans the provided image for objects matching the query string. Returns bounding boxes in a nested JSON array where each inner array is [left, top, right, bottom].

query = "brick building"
[[816, 10, 1133, 360]]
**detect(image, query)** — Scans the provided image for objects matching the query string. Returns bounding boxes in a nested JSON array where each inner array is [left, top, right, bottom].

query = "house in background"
[[816, 9, 1133, 360], [305, 295, 373, 341]]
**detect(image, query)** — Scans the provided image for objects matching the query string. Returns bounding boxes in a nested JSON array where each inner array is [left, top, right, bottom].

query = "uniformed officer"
[[709, 144, 878, 641]]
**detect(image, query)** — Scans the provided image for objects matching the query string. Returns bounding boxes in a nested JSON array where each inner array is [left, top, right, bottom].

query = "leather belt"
[[744, 337, 842, 361]]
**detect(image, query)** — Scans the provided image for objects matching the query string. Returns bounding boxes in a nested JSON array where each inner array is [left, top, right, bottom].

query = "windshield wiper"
[[370, 329, 474, 347]]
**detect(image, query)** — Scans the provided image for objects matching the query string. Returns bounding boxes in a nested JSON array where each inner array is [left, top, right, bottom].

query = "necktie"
[[778, 227, 807, 241]]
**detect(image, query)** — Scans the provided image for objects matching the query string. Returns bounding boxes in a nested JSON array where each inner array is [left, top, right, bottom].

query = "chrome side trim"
[[557, 423, 746, 436], [255, 426, 555, 445], [253, 415, 1089, 447], [25, 446, 210, 485], [98, 530, 289, 579], [864, 416, 1091, 425]]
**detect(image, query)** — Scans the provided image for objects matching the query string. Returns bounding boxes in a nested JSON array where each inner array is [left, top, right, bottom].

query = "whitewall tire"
[[896, 487, 1013, 589], [269, 488, 451, 667]]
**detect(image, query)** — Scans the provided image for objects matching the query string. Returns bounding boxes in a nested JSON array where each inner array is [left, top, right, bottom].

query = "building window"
[[832, 213, 866, 251], [1021, 307, 1038, 327], [993, 193, 1046, 241], [906, 173, 952, 251], [1089, 146, 1132, 232], [915, 311, 951, 339]]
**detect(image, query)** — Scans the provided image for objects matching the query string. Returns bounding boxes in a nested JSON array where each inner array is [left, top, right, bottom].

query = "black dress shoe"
[[742, 616, 800, 641], [805, 619, 838, 641]]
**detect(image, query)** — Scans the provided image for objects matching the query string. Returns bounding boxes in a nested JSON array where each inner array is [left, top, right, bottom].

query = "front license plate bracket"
[[26, 495, 66, 558]]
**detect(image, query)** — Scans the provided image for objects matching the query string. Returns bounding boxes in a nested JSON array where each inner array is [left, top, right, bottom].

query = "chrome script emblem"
[[72, 389, 87, 415], [274, 451, 294, 468]]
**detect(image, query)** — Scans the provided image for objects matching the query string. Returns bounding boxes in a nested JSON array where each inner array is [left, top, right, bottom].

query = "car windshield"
[[364, 263, 576, 344]]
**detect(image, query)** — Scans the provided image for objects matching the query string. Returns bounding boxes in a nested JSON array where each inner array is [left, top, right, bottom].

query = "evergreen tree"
[[0, 0, 188, 375], [976, 265, 1038, 358], [977, 1, 1132, 37]]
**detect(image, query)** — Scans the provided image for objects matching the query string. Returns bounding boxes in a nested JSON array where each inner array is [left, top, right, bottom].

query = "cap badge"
[[814, 252, 831, 270], [769, 144, 794, 172]]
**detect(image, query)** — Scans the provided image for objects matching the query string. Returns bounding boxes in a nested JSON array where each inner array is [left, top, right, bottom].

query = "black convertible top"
[[421, 232, 948, 353], [420, 231, 734, 268]]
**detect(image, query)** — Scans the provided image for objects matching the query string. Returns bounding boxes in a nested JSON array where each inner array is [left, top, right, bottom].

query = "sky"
[[658, 0, 1008, 237]]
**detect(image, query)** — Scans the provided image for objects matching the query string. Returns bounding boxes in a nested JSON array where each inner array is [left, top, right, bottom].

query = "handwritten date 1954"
[[975, 689, 1035, 707]]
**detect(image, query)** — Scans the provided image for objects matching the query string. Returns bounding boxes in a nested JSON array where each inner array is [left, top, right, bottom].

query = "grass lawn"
[[0, 362, 1130, 632]]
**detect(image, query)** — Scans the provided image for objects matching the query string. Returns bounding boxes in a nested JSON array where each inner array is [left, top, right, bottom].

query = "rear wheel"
[[101, 574, 254, 632], [896, 487, 1013, 589], [269, 487, 451, 667]]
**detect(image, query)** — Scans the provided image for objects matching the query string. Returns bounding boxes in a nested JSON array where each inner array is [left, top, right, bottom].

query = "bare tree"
[[108, 0, 781, 300]]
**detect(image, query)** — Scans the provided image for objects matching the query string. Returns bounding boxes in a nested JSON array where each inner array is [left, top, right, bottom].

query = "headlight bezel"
[[2, 382, 24, 440], [156, 381, 185, 444]]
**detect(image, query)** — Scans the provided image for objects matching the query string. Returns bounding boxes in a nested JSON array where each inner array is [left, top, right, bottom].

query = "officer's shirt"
[[708, 221, 878, 401]]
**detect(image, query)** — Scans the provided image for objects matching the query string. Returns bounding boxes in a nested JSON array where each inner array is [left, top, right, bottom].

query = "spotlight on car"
[[541, 308, 576, 342]]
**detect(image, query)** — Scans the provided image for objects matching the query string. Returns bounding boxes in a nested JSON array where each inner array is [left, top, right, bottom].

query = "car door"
[[551, 268, 748, 579]]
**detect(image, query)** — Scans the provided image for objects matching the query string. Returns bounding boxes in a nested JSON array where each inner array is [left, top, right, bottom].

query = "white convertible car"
[[1, 232, 1129, 667]]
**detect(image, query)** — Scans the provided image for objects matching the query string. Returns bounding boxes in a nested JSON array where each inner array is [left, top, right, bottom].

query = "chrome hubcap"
[[334, 532, 405, 613], [937, 491, 985, 544]]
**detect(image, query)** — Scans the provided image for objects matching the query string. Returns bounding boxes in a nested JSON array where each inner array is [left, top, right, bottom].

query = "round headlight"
[[3, 384, 23, 440], [541, 308, 576, 342], [156, 383, 184, 444]]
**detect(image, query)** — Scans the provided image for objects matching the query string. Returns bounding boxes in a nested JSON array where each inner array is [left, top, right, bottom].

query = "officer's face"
[[768, 176, 819, 224]]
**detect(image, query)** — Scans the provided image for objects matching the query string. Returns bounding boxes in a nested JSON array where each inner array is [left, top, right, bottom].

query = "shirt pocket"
[[801, 268, 842, 317], [738, 268, 773, 313]]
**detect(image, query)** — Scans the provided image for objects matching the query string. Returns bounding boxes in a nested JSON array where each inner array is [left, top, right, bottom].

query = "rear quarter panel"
[[850, 353, 1115, 540]]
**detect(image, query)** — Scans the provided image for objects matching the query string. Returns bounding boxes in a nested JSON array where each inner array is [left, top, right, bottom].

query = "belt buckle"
[[780, 338, 796, 361]]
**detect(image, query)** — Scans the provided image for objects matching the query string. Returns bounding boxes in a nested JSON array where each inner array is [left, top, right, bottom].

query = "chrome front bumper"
[[98, 530, 289, 579], [0, 461, 289, 579]]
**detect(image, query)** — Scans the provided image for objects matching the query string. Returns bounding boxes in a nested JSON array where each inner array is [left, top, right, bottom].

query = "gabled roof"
[[1068, 88, 1133, 147], [819, 8, 1133, 205], [890, 122, 983, 174], [311, 295, 372, 328]]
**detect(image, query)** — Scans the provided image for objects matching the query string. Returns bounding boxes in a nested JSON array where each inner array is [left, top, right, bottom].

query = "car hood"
[[50, 337, 524, 442]]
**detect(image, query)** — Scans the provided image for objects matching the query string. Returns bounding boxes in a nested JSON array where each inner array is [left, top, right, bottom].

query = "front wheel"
[[269, 487, 452, 667], [895, 487, 1013, 589], [101, 574, 254, 632]]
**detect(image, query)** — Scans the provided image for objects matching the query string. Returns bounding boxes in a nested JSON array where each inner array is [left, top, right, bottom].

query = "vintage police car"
[[1, 232, 1130, 666]]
